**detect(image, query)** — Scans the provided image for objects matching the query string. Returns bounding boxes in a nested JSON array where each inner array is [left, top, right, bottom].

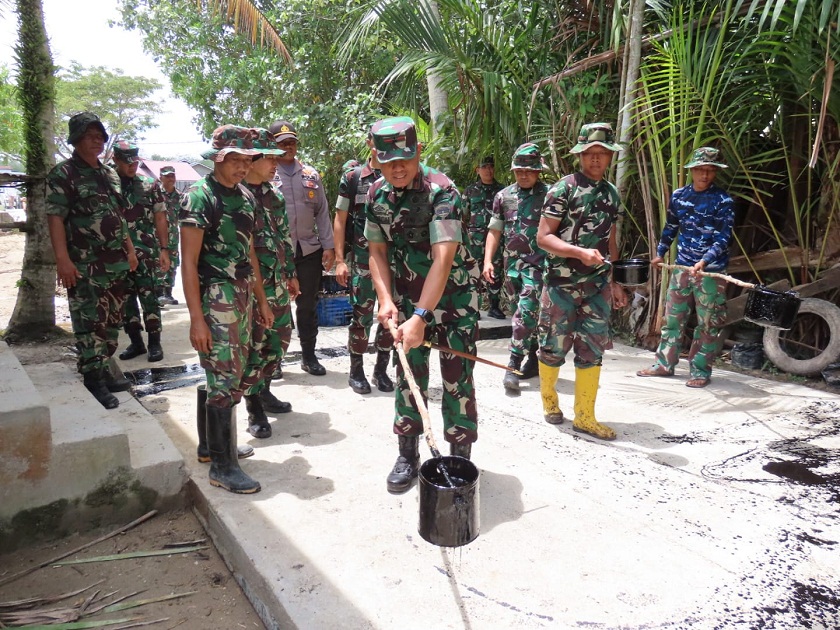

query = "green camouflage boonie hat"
[[113, 141, 140, 164], [342, 159, 361, 171], [201, 125, 260, 162], [250, 128, 286, 156], [510, 143, 546, 171], [67, 112, 108, 145], [685, 147, 728, 169], [370, 116, 418, 163], [159, 165, 176, 177], [569, 122, 623, 154]]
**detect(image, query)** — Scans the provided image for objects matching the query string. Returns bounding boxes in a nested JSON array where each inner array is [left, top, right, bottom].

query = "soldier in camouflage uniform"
[[463, 156, 505, 319], [112, 142, 170, 363], [334, 130, 394, 396], [637, 147, 734, 388], [157, 165, 181, 306], [365, 116, 480, 493], [47, 112, 138, 409], [483, 144, 549, 393], [536, 123, 629, 440], [240, 128, 299, 438], [180, 125, 274, 495]]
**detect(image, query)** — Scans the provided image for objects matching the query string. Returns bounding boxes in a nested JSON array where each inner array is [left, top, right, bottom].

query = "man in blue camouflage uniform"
[[241, 128, 299, 438], [181, 125, 274, 495], [637, 147, 734, 388], [269, 119, 335, 376], [46, 112, 138, 409], [112, 141, 170, 363], [365, 116, 480, 493], [463, 156, 505, 319], [483, 144, 549, 393], [334, 129, 394, 395], [536, 123, 628, 440], [157, 165, 181, 306]]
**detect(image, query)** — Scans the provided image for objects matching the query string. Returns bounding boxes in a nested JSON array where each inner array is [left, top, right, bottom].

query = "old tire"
[[762, 298, 840, 376]]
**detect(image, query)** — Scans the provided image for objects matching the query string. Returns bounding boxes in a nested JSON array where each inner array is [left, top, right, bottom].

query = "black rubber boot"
[[119, 328, 147, 360], [103, 362, 131, 392], [147, 331, 164, 362], [245, 394, 272, 438], [197, 385, 253, 463], [273, 364, 284, 380], [520, 347, 539, 379], [450, 442, 472, 460], [487, 296, 506, 320], [348, 353, 371, 394], [386, 435, 420, 494], [207, 405, 261, 494], [165, 286, 178, 305], [259, 385, 292, 414], [372, 351, 394, 392], [300, 341, 326, 376], [503, 353, 523, 392], [156, 286, 170, 307], [83, 369, 119, 409]]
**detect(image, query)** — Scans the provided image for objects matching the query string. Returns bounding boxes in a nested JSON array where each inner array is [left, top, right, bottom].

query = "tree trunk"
[[615, 0, 645, 201], [425, 0, 448, 136], [6, 0, 59, 341]]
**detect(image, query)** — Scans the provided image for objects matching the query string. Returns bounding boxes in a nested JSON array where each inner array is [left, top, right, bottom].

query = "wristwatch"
[[413, 307, 434, 325]]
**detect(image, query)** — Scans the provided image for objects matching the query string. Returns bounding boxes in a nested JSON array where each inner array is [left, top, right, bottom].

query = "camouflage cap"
[[569, 122, 623, 154], [113, 141, 141, 164], [67, 112, 108, 145], [341, 159, 361, 171], [250, 128, 286, 156], [201, 125, 260, 162], [685, 146, 728, 169], [159, 165, 176, 177], [269, 120, 297, 142], [510, 143, 546, 171], [370, 116, 418, 163], [478, 156, 495, 167]]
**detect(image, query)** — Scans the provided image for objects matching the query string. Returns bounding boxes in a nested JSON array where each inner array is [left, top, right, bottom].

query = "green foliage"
[[0, 64, 25, 161], [54, 61, 162, 157]]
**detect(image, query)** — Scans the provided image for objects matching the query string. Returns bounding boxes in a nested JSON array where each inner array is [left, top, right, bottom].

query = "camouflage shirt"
[[542, 172, 622, 286], [488, 180, 548, 274], [463, 179, 504, 259], [334, 162, 381, 266], [162, 188, 182, 250], [180, 174, 256, 285], [45, 154, 130, 274], [244, 181, 295, 286], [364, 163, 477, 322], [121, 173, 167, 260]]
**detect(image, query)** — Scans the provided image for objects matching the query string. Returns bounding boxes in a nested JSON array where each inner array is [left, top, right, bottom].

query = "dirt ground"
[[0, 230, 265, 627]]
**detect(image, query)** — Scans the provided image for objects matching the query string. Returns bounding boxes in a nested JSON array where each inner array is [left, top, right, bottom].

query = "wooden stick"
[[388, 321, 442, 459], [423, 341, 522, 374], [657, 263, 758, 289], [0, 510, 158, 588]]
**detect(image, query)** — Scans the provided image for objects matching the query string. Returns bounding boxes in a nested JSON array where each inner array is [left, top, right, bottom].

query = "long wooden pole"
[[423, 341, 522, 374], [658, 263, 757, 289]]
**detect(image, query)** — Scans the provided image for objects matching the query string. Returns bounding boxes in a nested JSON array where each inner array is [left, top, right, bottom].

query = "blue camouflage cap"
[[370, 116, 418, 163]]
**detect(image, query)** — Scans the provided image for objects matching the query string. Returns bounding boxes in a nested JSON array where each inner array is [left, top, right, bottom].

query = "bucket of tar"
[[418, 455, 480, 547]]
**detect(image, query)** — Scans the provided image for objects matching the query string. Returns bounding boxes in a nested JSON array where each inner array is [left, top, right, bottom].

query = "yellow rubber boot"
[[572, 366, 616, 441], [539, 362, 564, 424]]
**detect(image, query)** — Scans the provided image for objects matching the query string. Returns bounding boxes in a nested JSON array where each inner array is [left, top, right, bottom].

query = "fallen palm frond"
[[14, 618, 141, 629], [0, 583, 104, 611], [160, 540, 205, 549], [52, 547, 207, 567]]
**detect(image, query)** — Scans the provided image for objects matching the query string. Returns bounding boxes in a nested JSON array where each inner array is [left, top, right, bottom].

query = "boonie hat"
[[67, 112, 108, 145], [478, 156, 495, 167], [250, 128, 286, 156], [684, 147, 728, 169], [510, 143, 546, 171], [569, 122, 623, 154], [341, 159, 361, 171], [370, 117, 418, 163], [113, 141, 141, 164], [201, 125, 260, 162], [159, 165, 176, 177], [269, 120, 298, 143]]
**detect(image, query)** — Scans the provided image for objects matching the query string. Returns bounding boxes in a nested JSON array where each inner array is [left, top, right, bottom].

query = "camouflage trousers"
[[68, 270, 128, 375], [538, 279, 613, 368], [242, 276, 293, 396], [157, 250, 180, 290], [124, 256, 162, 334], [652, 269, 727, 379], [468, 231, 502, 299], [348, 262, 392, 355], [199, 278, 253, 408], [504, 264, 542, 356], [393, 314, 479, 446]]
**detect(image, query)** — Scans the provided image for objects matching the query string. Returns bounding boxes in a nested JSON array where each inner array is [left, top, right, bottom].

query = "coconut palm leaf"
[[198, 0, 291, 62]]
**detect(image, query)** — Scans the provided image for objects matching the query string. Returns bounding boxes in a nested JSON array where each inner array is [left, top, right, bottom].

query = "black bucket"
[[418, 456, 480, 547], [744, 285, 801, 330], [612, 259, 650, 286]]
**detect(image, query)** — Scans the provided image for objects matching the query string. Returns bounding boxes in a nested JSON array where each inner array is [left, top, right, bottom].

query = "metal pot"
[[744, 285, 801, 330], [612, 259, 650, 286]]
